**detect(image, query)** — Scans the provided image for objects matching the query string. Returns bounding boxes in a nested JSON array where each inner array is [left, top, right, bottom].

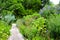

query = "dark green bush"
[[23, 0, 49, 10], [1, 10, 13, 16], [46, 14, 60, 39], [0, 20, 10, 40], [0, 0, 49, 17]]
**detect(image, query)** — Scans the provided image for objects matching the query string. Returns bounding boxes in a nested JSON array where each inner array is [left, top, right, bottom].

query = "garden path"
[[8, 24, 24, 40]]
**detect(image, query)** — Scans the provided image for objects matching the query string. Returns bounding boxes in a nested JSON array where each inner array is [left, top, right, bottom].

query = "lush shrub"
[[0, 10, 16, 24], [0, 0, 49, 10], [1, 10, 13, 16], [16, 13, 46, 40], [23, 0, 49, 10], [55, 5, 60, 14], [0, 0, 49, 17], [46, 14, 60, 39], [39, 4, 60, 18], [3, 14, 16, 24], [39, 5, 56, 18], [0, 20, 10, 40]]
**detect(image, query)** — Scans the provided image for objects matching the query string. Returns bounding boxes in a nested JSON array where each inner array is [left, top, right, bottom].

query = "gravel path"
[[8, 24, 24, 40]]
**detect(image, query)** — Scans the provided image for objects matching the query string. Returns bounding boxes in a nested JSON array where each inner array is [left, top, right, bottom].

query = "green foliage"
[[39, 5, 56, 18], [1, 0, 58, 40], [25, 9, 36, 15], [55, 5, 60, 14], [23, 0, 41, 10], [0, 0, 49, 17], [46, 14, 60, 39], [0, 20, 10, 40], [0, 10, 16, 24], [39, 4, 60, 18], [23, 0, 49, 10], [16, 13, 46, 40], [3, 14, 16, 24], [32, 36, 46, 40], [1, 10, 13, 16]]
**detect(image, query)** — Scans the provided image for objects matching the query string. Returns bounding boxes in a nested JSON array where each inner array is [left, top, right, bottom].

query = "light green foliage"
[[0, 20, 10, 40], [16, 13, 46, 40], [39, 4, 60, 18], [32, 36, 47, 40], [31, 18, 45, 31]]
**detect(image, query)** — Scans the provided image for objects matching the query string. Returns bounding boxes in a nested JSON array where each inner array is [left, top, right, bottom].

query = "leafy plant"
[[0, 20, 10, 40], [1, 10, 13, 16], [39, 5, 56, 18], [55, 5, 60, 14], [16, 13, 46, 40], [23, 0, 49, 11], [2, 14, 16, 24], [46, 14, 60, 40], [0, 0, 49, 18]]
